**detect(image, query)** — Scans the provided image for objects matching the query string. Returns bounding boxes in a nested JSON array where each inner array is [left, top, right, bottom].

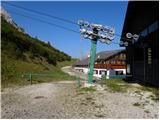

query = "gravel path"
[[61, 66, 88, 80], [1, 66, 159, 119]]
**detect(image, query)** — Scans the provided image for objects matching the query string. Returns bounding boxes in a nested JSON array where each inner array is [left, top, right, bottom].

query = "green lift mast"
[[87, 28, 98, 84], [78, 20, 115, 85]]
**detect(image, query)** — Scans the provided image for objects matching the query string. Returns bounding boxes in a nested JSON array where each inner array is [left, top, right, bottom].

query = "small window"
[[99, 70, 106, 75], [116, 71, 123, 75], [94, 70, 98, 74], [127, 64, 130, 74]]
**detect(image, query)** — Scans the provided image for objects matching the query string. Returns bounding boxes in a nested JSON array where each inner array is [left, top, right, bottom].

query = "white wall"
[[74, 67, 126, 79]]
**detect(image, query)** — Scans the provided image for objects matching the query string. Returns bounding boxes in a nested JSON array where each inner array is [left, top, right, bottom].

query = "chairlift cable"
[[3, 2, 77, 25], [6, 10, 121, 45], [7, 11, 79, 34], [3, 2, 132, 41]]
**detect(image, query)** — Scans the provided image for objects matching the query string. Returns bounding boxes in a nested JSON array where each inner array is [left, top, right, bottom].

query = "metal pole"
[[87, 28, 98, 84], [29, 73, 32, 85]]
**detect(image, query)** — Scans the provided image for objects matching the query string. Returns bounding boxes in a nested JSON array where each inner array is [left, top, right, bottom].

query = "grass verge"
[[101, 79, 129, 93], [76, 87, 96, 94]]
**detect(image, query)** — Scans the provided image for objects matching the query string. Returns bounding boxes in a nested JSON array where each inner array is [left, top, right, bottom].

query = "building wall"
[[120, 1, 159, 87], [126, 29, 158, 86], [74, 66, 126, 79], [74, 50, 127, 79]]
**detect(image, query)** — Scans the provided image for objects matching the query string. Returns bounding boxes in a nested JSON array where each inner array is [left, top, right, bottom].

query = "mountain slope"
[[1, 17, 71, 63], [1, 14, 76, 88]]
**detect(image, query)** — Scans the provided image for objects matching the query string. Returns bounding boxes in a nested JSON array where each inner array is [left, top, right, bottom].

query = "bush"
[[47, 55, 57, 65]]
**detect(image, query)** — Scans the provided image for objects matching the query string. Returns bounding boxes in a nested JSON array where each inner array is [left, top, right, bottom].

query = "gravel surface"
[[1, 66, 159, 119], [1, 81, 158, 119]]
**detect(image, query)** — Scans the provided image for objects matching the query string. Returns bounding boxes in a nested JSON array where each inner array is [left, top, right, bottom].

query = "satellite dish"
[[126, 33, 132, 38]]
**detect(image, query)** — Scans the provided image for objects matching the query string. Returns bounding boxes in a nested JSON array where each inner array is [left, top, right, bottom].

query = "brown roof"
[[73, 49, 125, 66]]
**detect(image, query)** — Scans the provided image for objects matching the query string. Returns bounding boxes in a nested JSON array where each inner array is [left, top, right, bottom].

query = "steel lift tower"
[[78, 20, 115, 86]]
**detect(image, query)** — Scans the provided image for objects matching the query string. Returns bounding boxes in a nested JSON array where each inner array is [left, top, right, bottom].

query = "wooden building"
[[73, 49, 126, 79], [120, 1, 159, 86]]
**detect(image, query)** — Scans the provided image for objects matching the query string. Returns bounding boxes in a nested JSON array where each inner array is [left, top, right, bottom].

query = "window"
[[148, 48, 152, 64], [116, 71, 123, 75], [94, 70, 98, 74], [99, 70, 106, 75], [127, 64, 130, 74], [117, 61, 121, 64], [106, 61, 109, 64]]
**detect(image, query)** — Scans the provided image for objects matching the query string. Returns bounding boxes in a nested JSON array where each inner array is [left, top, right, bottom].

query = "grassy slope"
[[2, 56, 78, 89], [1, 17, 78, 89]]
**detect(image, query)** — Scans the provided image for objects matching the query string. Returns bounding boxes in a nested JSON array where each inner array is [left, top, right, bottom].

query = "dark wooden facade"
[[120, 1, 159, 87], [94, 52, 126, 69], [74, 49, 126, 70]]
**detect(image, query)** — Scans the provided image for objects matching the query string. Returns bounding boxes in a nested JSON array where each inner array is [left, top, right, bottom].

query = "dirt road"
[[1, 66, 159, 119], [61, 66, 88, 80]]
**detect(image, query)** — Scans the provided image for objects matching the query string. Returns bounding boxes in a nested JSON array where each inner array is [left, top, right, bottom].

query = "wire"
[[3, 1, 131, 42], [8, 11, 79, 34], [8, 11, 121, 45], [4, 6, 122, 45], [3, 2, 77, 25]]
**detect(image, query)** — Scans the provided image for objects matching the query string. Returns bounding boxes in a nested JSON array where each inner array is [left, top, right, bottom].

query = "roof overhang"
[[120, 1, 159, 47]]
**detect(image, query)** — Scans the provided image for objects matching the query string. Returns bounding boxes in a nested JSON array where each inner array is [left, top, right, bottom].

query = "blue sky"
[[2, 1, 128, 58]]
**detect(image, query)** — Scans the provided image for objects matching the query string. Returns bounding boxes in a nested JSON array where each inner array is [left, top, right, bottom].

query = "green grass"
[[102, 79, 129, 93], [57, 59, 78, 68], [76, 87, 96, 94], [1, 58, 78, 90], [101, 78, 159, 98], [140, 85, 159, 99]]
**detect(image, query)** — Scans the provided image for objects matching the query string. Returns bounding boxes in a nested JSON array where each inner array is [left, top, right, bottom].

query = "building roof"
[[74, 49, 125, 66]]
